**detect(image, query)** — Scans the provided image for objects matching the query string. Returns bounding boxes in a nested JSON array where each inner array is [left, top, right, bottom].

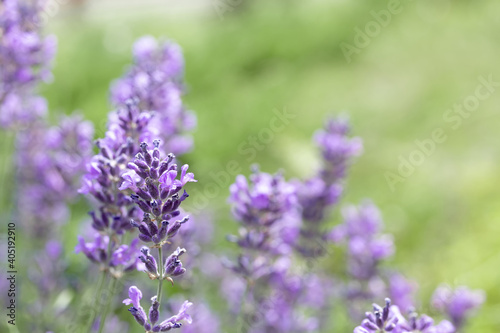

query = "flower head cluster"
[[123, 140, 196, 246], [123, 286, 192, 332], [0, 0, 57, 128], [119, 140, 195, 329], [292, 117, 362, 258], [354, 298, 454, 333], [228, 168, 300, 256], [75, 233, 141, 276], [140, 246, 187, 281], [16, 114, 94, 238], [111, 36, 196, 156], [431, 285, 485, 329], [388, 273, 417, 314], [79, 101, 154, 235], [225, 170, 330, 332], [297, 116, 362, 224], [330, 201, 394, 280]]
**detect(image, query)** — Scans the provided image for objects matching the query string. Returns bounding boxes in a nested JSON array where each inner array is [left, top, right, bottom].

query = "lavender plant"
[[293, 116, 362, 257], [354, 298, 454, 333], [224, 167, 325, 332], [329, 201, 397, 318], [110, 35, 196, 156], [77, 35, 198, 331], [17, 114, 94, 238], [120, 140, 196, 332], [0, 0, 56, 128], [431, 285, 485, 330], [0, 4, 488, 330]]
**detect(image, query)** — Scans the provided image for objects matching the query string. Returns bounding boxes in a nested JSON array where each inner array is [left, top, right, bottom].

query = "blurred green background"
[[2, 0, 500, 331]]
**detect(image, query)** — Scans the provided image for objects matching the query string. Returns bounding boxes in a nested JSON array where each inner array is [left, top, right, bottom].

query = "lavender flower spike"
[[111, 36, 196, 156], [329, 201, 394, 280], [123, 286, 192, 332], [126, 140, 196, 246], [354, 298, 399, 333], [297, 116, 362, 224], [431, 285, 485, 330], [0, 0, 57, 128], [228, 167, 300, 256], [354, 298, 455, 333]]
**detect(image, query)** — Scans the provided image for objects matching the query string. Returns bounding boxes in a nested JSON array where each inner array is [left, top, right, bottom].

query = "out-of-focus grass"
[[3, 0, 500, 331]]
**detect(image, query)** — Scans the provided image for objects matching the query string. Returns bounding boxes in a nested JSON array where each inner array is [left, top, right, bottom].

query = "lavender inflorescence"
[[17, 114, 94, 238], [227, 168, 300, 256], [125, 140, 196, 245], [330, 201, 394, 280], [293, 116, 362, 258], [0, 0, 57, 128], [120, 140, 195, 332], [297, 116, 362, 225], [431, 285, 485, 330], [111, 36, 196, 156], [354, 298, 455, 333], [123, 286, 192, 332], [225, 168, 327, 332]]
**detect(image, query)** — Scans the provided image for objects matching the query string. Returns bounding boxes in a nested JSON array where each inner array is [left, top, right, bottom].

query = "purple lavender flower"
[[0, 0, 57, 128], [296, 116, 362, 224], [123, 286, 192, 332], [330, 201, 394, 280], [328, 201, 395, 320], [16, 114, 94, 238], [30, 240, 66, 298], [228, 168, 301, 256], [75, 233, 141, 277], [110, 36, 196, 156], [177, 301, 220, 333], [431, 285, 485, 330], [224, 169, 330, 332], [79, 101, 155, 237], [79, 35, 197, 332], [388, 273, 417, 314], [354, 298, 454, 333], [291, 116, 362, 259], [125, 140, 196, 246]]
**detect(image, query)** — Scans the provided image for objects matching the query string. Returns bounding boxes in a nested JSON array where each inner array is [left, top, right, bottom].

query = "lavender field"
[[1, 0, 499, 332]]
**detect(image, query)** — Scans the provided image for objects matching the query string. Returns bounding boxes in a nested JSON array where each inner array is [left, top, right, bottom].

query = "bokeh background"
[[1, 0, 500, 331]]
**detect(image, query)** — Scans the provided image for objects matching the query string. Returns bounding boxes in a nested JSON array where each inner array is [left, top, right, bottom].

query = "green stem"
[[98, 277, 118, 333], [157, 246, 164, 309], [86, 270, 107, 332], [237, 283, 249, 333]]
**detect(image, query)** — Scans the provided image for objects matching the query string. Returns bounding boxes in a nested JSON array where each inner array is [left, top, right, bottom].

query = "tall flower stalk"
[[121, 140, 196, 332], [0, 0, 56, 128], [77, 35, 196, 331], [225, 168, 325, 332], [294, 116, 362, 257]]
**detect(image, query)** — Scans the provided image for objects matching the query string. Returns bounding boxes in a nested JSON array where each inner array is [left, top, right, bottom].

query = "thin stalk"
[[237, 283, 249, 333], [98, 277, 118, 333], [85, 270, 107, 332], [156, 246, 164, 308]]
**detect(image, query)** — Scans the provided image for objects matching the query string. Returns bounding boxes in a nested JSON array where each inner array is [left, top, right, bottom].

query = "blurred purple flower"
[[0, 0, 56, 128], [432, 285, 485, 329], [389, 273, 417, 314], [354, 298, 455, 333], [16, 114, 94, 238], [330, 201, 394, 280], [296, 116, 362, 225], [110, 36, 195, 156]]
